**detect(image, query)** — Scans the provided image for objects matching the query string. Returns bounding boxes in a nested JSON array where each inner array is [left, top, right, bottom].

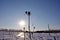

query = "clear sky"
[[0, 0, 60, 30]]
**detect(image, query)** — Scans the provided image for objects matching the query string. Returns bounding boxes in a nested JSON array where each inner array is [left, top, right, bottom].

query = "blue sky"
[[0, 0, 60, 30]]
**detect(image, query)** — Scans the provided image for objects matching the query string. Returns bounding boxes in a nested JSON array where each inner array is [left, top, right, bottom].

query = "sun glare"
[[17, 32, 24, 38], [19, 20, 25, 27]]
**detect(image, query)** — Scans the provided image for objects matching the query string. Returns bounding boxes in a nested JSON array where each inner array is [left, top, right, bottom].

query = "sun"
[[19, 20, 26, 27]]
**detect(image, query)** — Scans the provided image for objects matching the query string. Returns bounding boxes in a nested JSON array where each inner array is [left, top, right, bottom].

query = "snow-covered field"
[[0, 29, 60, 40], [24, 33, 60, 40]]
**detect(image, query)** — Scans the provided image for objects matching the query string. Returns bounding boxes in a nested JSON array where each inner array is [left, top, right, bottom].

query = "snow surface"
[[0, 30, 60, 40]]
